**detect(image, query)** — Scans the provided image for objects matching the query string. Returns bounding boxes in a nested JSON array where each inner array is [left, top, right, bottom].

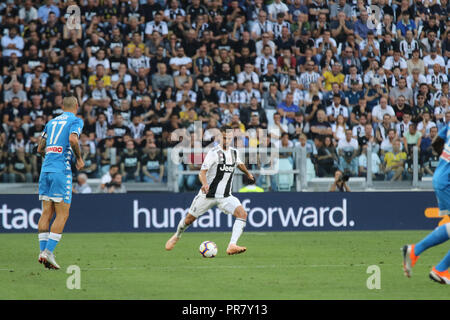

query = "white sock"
[[176, 219, 189, 238], [38, 232, 49, 241], [229, 218, 246, 245], [49, 232, 62, 242]]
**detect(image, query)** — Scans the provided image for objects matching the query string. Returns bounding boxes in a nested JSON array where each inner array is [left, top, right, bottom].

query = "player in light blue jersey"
[[402, 116, 450, 284], [36, 96, 85, 270]]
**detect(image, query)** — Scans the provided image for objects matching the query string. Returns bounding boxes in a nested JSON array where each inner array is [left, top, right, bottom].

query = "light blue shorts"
[[39, 172, 73, 204]]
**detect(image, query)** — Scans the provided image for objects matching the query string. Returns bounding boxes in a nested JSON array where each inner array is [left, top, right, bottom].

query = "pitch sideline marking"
[[0, 263, 395, 272]]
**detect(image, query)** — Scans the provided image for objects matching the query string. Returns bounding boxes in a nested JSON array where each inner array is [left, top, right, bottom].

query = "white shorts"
[[189, 192, 242, 218]]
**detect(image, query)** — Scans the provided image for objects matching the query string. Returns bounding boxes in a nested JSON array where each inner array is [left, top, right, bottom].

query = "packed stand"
[[0, 0, 448, 192]]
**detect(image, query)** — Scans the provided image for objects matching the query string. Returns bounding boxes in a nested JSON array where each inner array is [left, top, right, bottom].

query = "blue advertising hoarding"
[[0, 192, 440, 233]]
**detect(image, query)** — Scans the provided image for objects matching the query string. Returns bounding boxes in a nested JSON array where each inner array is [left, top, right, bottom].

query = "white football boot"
[[41, 249, 61, 270]]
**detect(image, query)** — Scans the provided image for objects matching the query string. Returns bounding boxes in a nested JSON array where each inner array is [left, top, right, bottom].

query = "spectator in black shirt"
[[6, 97, 28, 121], [305, 96, 326, 124], [64, 46, 86, 74], [412, 94, 433, 122], [392, 95, 412, 122], [186, 0, 209, 25], [120, 139, 141, 182], [241, 97, 268, 129], [309, 109, 332, 141], [111, 114, 131, 146], [235, 31, 256, 59], [143, 0, 163, 22], [145, 114, 165, 144], [225, 0, 246, 25], [141, 144, 165, 183], [313, 136, 335, 177], [196, 81, 219, 106], [380, 33, 399, 61], [234, 46, 254, 75], [27, 116, 45, 148]]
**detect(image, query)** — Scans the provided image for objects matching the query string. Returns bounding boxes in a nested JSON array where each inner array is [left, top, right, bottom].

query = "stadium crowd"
[[0, 0, 449, 192]]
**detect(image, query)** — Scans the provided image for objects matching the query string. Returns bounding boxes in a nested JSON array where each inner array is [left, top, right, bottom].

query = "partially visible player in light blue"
[[37, 96, 85, 270], [403, 115, 450, 284]]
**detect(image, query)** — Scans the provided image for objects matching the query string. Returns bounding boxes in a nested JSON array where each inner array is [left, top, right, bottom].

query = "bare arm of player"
[[37, 137, 46, 158], [237, 163, 255, 183], [432, 135, 445, 156], [199, 169, 209, 194], [69, 133, 85, 170]]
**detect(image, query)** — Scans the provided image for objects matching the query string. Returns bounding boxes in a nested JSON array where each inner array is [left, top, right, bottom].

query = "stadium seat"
[[277, 158, 294, 191], [306, 158, 316, 182]]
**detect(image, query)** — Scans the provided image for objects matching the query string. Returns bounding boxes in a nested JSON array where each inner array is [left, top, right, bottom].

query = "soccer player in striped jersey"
[[36, 96, 85, 269], [166, 126, 255, 255], [402, 121, 450, 284]]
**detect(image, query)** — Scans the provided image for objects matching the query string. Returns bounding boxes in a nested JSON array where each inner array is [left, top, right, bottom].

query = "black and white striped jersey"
[[427, 73, 448, 91], [201, 145, 243, 198], [299, 72, 320, 90], [399, 39, 420, 60]]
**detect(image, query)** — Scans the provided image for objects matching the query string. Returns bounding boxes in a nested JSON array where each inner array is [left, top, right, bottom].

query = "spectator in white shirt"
[[423, 48, 445, 73], [255, 33, 276, 57], [267, 0, 289, 22], [417, 111, 436, 137], [406, 68, 426, 91], [19, 0, 38, 24], [73, 173, 92, 194], [326, 94, 349, 123], [111, 63, 133, 90], [337, 129, 359, 176], [100, 165, 119, 192], [255, 45, 277, 75], [1, 27, 24, 57], [88, 49, 111, 74], [251, 11, 274, 40], [359, 143, 382, 178], [372, 96, 396, 123], [426, 63, 448, 91], [396, 112, 412, 138], [127, 47, 151, 77], [380, 128, 398, 155], [129, 115, 146, 144], [169, 46, 193, 73], [383, 50, 408, 77], [145, 12, 169, 38], [239, 80, 262, 107], [176, 82, 197, 106], [237, 63, 260, 89]]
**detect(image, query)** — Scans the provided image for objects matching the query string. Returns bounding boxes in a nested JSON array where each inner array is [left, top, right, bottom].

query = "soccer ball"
[[199, 241, 218, 258]]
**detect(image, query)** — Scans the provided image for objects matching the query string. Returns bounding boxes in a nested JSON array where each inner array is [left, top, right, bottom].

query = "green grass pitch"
[[0, 231, 448, 299]]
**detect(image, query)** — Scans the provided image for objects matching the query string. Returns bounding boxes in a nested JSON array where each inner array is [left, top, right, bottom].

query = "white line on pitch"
[[0, 264, 394, 272]]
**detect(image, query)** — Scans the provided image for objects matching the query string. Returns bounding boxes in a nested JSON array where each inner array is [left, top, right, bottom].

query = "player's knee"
[[55, 205, 70, 219], [235, 207, 247, 220], [185, 214, 196, 225]]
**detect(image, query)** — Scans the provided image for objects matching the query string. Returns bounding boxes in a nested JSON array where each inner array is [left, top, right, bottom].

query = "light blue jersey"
[[41, 112, 83, 173], [39, 112, 83, 204], [432, 122, 450, 216]]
